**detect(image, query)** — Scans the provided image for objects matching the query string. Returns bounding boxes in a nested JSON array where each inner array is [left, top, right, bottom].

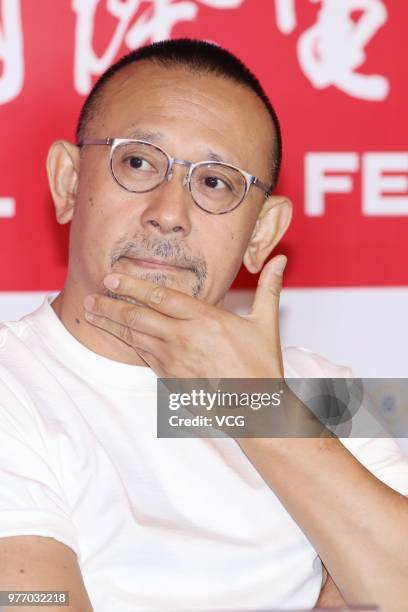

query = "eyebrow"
[[124, 128, 237, 166], [126, 128, 164, 142]]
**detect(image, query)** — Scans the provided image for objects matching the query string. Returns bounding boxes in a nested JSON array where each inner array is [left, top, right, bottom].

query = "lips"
[[121, 256, 189, 272]]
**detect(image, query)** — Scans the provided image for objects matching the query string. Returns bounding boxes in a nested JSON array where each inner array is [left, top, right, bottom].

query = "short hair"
[[76, 38, 282, 189]]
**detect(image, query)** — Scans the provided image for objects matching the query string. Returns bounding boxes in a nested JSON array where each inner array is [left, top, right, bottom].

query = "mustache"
[[110, 235, 208, 281]]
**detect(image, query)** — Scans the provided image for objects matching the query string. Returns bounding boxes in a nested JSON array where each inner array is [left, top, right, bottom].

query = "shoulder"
[[0, 303, 62, 414], [0, 313, 41, 382], [282, 347, 408, 495]]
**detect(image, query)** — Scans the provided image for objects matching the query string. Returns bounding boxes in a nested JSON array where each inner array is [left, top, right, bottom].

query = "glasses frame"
[[78, 137, 273, 215]]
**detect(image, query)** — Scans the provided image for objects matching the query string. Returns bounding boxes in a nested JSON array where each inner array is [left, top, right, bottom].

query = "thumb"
[[251, 254, 287, 320]]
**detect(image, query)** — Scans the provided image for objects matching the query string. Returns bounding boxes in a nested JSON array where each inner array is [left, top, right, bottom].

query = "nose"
[[139, 164, 192, 236]]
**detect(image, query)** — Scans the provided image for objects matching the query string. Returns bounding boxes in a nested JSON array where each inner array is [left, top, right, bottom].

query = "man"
[[0, 39, 407, 612]]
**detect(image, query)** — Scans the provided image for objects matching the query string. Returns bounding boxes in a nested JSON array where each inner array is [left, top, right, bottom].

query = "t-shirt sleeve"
[[283, 348, 408, 497], [0, 373, 79, 554], [339, 436, 408, 496], [337, 367, 408, 496]]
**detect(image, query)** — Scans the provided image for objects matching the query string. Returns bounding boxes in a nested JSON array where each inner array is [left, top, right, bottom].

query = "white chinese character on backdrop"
[[0, 0, 24, 105], [275, 0, 389, 101], [274, 0, 297, 34], [73, 0, 244, 96]]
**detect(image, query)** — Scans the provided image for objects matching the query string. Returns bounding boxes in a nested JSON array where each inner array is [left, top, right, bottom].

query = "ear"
[[243, 196, 293, 274], [46, 140, 80, 225]]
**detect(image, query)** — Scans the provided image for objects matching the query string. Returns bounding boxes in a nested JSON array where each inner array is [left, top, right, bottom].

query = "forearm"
[[236, 436, 408, 611]]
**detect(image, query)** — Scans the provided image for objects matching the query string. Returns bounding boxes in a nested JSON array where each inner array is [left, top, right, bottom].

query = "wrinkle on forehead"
[[89, 61, 275, 180]]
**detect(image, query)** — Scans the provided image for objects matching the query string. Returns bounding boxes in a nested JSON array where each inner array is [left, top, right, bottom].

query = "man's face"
[[68, 62, 275, 306]]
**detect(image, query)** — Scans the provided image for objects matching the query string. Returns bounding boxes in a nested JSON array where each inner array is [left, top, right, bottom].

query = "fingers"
[[83, 308, 166, 357], [102, 273, 208, 320], [83, 294, 175, 340], [84, 302, 173, 377], [251, 255, 287, 321]]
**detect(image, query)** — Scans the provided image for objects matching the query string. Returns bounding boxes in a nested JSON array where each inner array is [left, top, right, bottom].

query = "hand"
[[82, 254, 287, 379]]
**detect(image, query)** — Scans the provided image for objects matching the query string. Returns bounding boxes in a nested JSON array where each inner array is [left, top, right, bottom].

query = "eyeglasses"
[[78, 138, 273, 215]]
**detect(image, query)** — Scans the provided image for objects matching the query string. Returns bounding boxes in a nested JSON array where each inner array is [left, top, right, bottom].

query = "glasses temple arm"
[[252, 176, 274, 196], [77, 138, 114, 147]]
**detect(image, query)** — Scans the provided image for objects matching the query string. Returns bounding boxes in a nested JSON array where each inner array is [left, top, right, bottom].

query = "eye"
[[124, 156, 153, 171], [203, 175, 232, 191]]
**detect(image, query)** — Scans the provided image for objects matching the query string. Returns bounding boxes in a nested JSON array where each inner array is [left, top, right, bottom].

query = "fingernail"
[[104, 274, 120, 289], [274, 256, 287, 277], [83, 295, 95, 310]]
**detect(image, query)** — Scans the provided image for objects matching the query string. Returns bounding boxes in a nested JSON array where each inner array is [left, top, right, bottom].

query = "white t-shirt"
[[0, 294, 407, 611]]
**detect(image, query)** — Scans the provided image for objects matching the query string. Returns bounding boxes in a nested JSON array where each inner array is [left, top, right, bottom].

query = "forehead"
[[89, 61, 275, 175]]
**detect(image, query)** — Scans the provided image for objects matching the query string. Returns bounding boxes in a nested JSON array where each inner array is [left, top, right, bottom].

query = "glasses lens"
[[111, 142, 169, 192], [190, 163, 246, 213]]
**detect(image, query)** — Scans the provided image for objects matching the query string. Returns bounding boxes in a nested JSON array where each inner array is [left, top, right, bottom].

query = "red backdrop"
[[1, 0, 407, 291]]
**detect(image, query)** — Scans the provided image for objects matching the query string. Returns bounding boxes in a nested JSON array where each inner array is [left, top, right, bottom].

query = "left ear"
[[243, 196, 293, 274]]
